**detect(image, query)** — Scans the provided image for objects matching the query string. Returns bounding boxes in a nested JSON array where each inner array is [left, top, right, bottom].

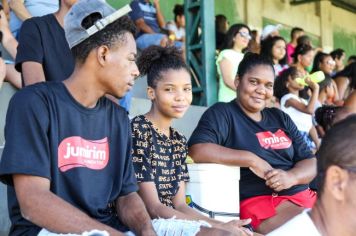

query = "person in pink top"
[[286, 27, 304, 65]]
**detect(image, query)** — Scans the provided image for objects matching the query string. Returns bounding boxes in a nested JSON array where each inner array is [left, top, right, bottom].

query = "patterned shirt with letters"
[[131, 115, 190, 207]]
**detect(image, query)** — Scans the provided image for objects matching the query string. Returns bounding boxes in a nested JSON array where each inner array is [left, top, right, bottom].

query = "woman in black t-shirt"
[[132, 46, 253, 236], [188, 53, 317, 234]]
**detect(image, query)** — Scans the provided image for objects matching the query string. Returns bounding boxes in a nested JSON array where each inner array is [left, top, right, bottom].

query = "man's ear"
[[234, 76, 240, 89], [97, 45, 110, 66], [325, 165, 349, 201], [147, 86, 155, 100]]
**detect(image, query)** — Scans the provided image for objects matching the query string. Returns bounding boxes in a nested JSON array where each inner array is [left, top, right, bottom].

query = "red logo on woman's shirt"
[[58, 136, 109, 172], [256, 129, 292, 149]]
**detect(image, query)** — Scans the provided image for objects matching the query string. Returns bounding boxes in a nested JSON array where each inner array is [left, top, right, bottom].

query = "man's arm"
[[152, 0, 165, 29], [21, 61, 46, 85], [9, 0, 32, 21], [116, 192, 156, 236], [13, 174, 124, 236]]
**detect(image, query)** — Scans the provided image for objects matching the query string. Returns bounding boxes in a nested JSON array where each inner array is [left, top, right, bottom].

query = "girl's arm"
[[285, 78, 319, 114]]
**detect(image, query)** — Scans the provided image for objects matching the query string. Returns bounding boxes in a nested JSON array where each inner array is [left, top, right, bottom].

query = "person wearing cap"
[[14, 0, 132, 111], [0, 1, 157, 235], [268, 115, 356, 236], [261, 24, 282, 41]]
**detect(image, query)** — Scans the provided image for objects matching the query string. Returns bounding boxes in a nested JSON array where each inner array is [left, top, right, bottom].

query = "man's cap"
[[64, 0, 131, 49], [261, 24, 282, 40]]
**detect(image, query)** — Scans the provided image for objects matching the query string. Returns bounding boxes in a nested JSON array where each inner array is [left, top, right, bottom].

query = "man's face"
[[99, 33, 139, 98]]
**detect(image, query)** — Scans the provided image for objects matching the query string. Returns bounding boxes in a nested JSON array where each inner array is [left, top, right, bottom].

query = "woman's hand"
[[217, 219, 253, 236], [265, 169, 297, 192], [249, 155, 274, 180]]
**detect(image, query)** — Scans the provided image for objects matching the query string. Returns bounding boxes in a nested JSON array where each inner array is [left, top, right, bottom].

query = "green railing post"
[[185, 0, 217, 106]]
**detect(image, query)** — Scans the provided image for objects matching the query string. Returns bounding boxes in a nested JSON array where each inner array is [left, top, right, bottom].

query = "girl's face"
[[272, 39, 286, 62], [319, 56, 335, 75], [299, 50, 314, 68], [233, 27, 250, 50], [235, 65, 275, 115], [177, 15, 185, 27], [148, 69, 192, 119], [288, 70, 305, 91]]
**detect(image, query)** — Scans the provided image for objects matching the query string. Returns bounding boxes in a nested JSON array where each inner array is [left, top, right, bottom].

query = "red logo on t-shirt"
[[58, 136, 109, 172], [256, 129, 292, 149]]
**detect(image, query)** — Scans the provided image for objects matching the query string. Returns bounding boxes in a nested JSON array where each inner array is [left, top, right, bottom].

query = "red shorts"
[[240, 189, 317, 229]]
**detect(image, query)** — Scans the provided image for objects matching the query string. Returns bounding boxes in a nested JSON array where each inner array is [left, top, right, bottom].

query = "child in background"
[[132, 45, 253, 236], [274, 67, 320, 151], [260, 35, 288, 76]]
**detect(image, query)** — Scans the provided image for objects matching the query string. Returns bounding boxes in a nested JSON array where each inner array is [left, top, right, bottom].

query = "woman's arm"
[[219, 59, 237, 91], [334, 76, 349, 100], [188, 143, 273, 179]]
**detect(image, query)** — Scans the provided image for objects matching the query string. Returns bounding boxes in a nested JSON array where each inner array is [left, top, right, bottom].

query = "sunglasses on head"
[[238, 31, 251, 40], [326, 60, 336, 66]]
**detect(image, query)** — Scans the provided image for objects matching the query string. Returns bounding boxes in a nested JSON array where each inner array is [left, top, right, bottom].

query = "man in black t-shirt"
[[0, 1, 156, 235]]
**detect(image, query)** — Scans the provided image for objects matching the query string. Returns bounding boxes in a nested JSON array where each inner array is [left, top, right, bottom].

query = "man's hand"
[[265, 169, 296, 192]]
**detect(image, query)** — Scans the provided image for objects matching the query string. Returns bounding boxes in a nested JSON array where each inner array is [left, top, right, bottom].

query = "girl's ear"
[[147, 86, 155, 101]]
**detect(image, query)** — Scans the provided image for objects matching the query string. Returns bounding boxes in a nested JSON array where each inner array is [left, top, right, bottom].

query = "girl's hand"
[[305, 77, 319, 91]]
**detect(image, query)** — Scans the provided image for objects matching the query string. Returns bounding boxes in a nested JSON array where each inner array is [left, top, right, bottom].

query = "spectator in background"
[[291, 44, 314, 77], [268, 115, 356, 236], [129, 0, 173, 50], [6, 0, 59, 38], [166, 4, 185, 42], [347, 55, 356, 65], [330, 48, 346, 74], [216, 23, 250, 102], [260, 35, 288, 76], [333, 62, 356, 100], [274, 67, 320, 151], [215, 14, 228, 51], [286, 27, 304, 64], [14, 0, 132, 111], [15, 0, 76, 86], [0, 8, 21, 88], [261, 24, 281, 41], [246, 30, 260, 54], [311, 52, 341, 105]]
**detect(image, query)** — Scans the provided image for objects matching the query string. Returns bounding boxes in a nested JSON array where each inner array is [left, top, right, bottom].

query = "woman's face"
[[272, 39, 286, 61], [233, 27, 250, 50], [299, 50, 314, 68], [148, 69, 192, 120], [236, 65, 275, 115], [319, 56, 335, 75]]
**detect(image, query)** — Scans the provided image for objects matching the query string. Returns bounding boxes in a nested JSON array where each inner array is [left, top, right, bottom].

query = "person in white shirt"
[[268, 114, 356, 236]]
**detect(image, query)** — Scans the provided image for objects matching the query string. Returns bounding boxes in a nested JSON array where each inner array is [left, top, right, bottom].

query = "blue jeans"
[[136, 33, 166, 50], [136, 34, 183, 50]]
